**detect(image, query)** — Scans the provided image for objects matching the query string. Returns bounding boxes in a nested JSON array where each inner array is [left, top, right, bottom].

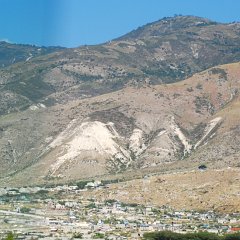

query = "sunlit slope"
[[0, 61, 239, 186]]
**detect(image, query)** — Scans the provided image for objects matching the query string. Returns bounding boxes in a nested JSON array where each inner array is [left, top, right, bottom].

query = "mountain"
[[0, 16, 240, 186], [0, 41, 63, 68], [1, 16, 240, 115]]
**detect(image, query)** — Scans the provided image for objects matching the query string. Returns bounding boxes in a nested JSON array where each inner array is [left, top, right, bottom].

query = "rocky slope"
[[0, 16, 240, 186]]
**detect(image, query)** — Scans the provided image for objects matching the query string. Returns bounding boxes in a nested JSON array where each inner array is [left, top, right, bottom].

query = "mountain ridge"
[[0, 41, 64, 68], [117, 15, 219, 40], [1, 16, 240, 115]]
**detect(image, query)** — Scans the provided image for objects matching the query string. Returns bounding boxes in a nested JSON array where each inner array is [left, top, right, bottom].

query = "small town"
[[0, 181, 240, 240]]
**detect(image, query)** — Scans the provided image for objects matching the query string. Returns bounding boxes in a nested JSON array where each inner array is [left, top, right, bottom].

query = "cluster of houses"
[[0, 182, 240, 239]]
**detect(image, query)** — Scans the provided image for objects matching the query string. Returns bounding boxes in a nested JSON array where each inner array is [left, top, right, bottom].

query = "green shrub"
[[20, 207, 31, 213], [93, 232, 105, 239], [143, 231, 240, 240], [76, 181, 89, 189], [224, 233, 240, 240], [4, 232, 16, 240], [72, 232, 83, 239]]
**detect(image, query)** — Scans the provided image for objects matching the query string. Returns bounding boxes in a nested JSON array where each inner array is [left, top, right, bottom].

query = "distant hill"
[[0, 41, 64, 68]]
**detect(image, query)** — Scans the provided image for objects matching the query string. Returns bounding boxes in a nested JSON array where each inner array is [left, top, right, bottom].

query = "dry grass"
[[81, 168, 240, 213]]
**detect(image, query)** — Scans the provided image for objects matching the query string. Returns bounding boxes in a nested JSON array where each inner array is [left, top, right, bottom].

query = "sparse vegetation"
[[209, 68, 227, 81]]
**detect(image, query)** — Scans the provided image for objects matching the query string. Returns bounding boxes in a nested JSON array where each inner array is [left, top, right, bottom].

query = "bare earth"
[[80, 168, 240, 213]]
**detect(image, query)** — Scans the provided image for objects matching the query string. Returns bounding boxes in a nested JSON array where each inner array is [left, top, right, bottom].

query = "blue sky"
[[0, 0, 240, 47]]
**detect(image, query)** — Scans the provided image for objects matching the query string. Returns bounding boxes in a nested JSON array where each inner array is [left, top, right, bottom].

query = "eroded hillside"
[[0, 61, 239, 186]]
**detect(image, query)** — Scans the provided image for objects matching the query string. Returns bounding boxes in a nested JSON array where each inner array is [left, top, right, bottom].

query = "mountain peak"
[[118, 15, 218, 40]]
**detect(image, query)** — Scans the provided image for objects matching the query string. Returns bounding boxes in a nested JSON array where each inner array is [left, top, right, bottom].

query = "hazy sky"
[[0, 0, 240, 47]]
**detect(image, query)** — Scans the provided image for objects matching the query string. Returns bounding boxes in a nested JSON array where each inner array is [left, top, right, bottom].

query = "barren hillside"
[[81, 168, 240, 213], [0, 16, 240, 189], [0, 61, 239, 186]]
